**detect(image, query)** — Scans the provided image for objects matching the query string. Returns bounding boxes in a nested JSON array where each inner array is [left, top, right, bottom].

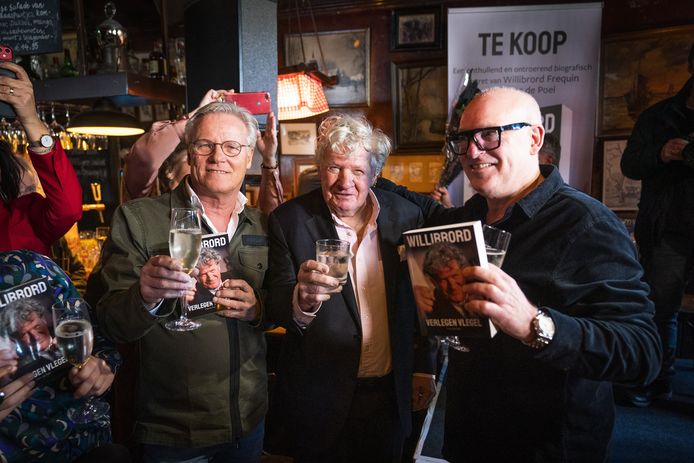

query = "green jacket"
[[96, 180, 269, 447]]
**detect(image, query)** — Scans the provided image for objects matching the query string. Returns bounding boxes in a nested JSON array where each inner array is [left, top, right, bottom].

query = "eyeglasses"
[[446, 122, 531, 156], [190, 139, 252, 158]]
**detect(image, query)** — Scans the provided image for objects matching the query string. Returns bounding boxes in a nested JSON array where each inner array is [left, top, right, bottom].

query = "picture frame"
[[293, 158, 318, 197], [280, 122, 317, 156], [285, 29, 370, 107], [382, 154, 442, 193], [600, 24, 694, 136], [391, 61, 447, 151], [601, 138, 641, 211], [138, 105, 153, 122], [390, 7, 442, 51]]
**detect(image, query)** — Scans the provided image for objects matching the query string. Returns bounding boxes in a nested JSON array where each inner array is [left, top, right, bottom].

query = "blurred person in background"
[[620, 41, 694, 407], [539, 132, 561, 167]]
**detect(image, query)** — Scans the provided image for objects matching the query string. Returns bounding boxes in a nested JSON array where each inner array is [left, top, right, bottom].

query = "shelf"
[[33, 72, 186, 107]]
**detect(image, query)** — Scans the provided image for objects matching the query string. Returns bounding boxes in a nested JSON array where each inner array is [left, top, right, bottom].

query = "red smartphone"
[[0, 44, 16, 118], [224, 92, 271, 115]]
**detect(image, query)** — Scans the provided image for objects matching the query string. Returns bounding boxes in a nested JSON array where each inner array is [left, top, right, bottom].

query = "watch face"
[[40, 134, 53, 148], [538, 313, 555, 338]]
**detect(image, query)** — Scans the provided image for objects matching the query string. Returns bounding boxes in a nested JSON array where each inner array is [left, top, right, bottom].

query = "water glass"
[[315, 239, 350, 284]]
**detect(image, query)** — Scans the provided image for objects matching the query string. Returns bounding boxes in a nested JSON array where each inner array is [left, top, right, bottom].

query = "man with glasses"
[[381, 87, 661, 462], [96, 102, 270, 462]]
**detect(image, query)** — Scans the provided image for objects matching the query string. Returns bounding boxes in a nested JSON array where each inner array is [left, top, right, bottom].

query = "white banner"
[[447, 3, 602, 201]]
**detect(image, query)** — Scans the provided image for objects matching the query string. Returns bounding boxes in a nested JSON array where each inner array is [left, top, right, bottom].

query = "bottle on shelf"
[[47, 57, 61, 79], [148, 41, 166, 80], [60, 49, 78, 78]]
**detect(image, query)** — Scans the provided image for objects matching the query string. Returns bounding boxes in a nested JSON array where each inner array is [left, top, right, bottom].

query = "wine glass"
[[165, 208, 203, 332], [52, 298, 110, 424]]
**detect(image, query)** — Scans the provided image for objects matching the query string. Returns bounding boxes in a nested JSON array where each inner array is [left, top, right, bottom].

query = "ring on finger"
[[8, 87, 14, 96], [0, 391, 5, 405]]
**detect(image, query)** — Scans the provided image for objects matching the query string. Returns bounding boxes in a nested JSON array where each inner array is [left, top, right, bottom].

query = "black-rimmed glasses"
[[446, 122, 531, 156], [190, 139, 252, 158]]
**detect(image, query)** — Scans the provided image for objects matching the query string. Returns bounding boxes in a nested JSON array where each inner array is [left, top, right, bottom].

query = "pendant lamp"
[[277, 0, 337, 121], [67, 98, 144, 136]]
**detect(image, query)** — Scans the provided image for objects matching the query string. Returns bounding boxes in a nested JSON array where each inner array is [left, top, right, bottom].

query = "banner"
[[447, 3, 602, 201]]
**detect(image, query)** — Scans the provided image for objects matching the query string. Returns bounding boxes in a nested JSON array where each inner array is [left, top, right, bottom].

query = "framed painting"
[[602, 138, 641, 211], [285, 29, 370, 107], [391, 7, 442, 51], [293, 158, 318, 197], [391, 61, 447, 151], [280, 122, 317, 156], [600, 24, 694, 136]]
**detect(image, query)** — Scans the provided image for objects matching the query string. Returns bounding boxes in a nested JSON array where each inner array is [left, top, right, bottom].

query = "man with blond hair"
[[267, 114, 436, 463]]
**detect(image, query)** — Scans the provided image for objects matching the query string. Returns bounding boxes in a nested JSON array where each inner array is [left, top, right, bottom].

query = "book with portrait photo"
[[187, 233, 233, 318], [0, 277, 70, 386], [403, 220, 497, 338]]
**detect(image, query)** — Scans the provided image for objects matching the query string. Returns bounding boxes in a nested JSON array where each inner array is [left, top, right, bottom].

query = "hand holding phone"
[[0, 44, 17, 118], [223, 92, 271, 115]]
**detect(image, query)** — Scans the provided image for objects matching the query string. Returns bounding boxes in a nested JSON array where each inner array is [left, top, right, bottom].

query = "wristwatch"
[[524, 309, 555, 349], [28, 134, 54, 149]]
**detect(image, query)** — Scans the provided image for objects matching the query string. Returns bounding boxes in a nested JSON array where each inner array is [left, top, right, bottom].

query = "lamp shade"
[[277, 72, 329, 121], [67, 98, 144, 136]]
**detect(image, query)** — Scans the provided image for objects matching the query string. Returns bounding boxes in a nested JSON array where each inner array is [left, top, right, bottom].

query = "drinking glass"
[[52, 298, 110, 424], [315, 239, 350, 284], [483, 225, 512, 267], [165, 208, 203, 331], [440, 225, 512, 353], [95, 226, 110, 249]]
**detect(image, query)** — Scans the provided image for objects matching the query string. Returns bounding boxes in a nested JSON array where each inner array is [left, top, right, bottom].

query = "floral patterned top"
[[0, 250, 121, 462]]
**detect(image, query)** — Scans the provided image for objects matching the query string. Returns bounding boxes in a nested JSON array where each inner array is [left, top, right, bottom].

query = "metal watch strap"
[[525, 309, 554, 350]]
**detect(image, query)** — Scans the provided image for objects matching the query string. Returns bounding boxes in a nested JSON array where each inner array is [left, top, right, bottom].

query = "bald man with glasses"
[[380, 87, 661, 462]]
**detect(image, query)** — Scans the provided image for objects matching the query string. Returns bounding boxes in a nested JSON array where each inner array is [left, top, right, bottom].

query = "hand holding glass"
[[315, 239, 350, 284], [52, 298, 110, 423], [165, 208, 203, 332], [441, 225, 512, 353]]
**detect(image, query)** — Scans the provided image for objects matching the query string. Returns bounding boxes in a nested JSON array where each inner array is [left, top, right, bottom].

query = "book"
[[187, 232, 234, 318], [403, 220, 497, 338], [0, 276, 71, 386]]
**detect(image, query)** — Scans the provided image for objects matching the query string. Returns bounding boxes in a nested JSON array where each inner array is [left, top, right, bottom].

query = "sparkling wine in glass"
[[316, 239, 350, 284], [52, 298, 110, 424], [483, 225, 512, 267], [165, 208, 203, 332], [442, 225, 512, 353]]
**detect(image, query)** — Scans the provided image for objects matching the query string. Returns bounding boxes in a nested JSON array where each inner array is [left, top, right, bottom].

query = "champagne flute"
[[52, 298, 110, 424], [165, 208, 203, 332]]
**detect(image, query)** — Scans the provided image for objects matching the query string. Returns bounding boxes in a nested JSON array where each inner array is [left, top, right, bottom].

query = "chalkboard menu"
[[0, 0, 62, 55], [66, 151, 114, 205]]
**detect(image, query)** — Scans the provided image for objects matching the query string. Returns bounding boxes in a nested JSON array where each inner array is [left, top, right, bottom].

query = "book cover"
[[403, 220, 497, 338], [187, 233, 233, 318], [0, 276, 70, 386]]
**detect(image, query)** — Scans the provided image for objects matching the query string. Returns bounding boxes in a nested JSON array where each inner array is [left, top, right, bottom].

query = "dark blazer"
[[266, 188, 436, 456]]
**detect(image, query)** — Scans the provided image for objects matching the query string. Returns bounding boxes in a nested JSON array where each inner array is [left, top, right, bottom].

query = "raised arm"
[[0, 62, 82, 244]]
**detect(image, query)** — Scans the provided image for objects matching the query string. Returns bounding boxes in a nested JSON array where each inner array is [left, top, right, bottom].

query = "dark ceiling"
[[59, 0, 181, 51]]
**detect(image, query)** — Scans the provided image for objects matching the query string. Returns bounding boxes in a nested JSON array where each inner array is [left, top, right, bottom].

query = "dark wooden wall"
[[275, 0, 694, 196]]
